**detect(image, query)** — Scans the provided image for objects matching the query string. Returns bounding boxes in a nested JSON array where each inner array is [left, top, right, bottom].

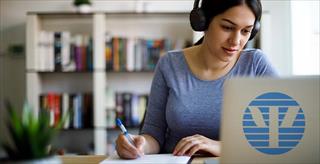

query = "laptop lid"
[[220, 76, 319, 164]]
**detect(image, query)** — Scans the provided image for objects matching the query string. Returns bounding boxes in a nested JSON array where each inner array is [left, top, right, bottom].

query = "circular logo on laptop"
[[242, 92, 305, 155]]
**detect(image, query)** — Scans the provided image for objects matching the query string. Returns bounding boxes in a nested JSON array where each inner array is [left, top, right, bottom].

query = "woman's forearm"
[[141, 134, 160, 154]]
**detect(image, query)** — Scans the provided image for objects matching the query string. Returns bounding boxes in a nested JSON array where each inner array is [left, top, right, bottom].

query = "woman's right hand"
[[115, 134, 146, 159]]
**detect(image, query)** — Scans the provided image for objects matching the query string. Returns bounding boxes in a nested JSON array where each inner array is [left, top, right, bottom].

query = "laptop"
[[217, 76, 320, 164]]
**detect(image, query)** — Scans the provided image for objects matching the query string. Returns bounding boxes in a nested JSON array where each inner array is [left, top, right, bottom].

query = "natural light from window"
[[291, 1, 320, 75]]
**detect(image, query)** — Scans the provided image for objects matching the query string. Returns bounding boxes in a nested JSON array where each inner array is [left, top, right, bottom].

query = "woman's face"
[[204, 4, 256, 62]]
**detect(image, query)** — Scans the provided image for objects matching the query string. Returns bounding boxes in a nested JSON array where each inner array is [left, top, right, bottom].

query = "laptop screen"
[[220, 76, 319, 164]]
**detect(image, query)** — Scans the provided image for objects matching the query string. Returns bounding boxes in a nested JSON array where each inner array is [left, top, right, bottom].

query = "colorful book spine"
[[37, 31, 92, 72], [105, 35, 190, 72], [39, 92, 93, 129], [111, 92, 149, 128], [54, 32, 62, 71]]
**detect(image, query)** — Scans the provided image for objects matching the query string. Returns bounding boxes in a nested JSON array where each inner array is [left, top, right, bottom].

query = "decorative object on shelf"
[[73, 0, 92, 13], [0, 101, 66, 163], [8, 44, 24, 57]]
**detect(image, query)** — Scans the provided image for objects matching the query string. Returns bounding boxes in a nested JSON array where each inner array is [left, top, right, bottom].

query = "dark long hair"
[[194, 0, 262, 45]]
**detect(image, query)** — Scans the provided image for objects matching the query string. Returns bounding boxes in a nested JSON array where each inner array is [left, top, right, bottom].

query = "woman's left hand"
[[173, 134, 220, 157]]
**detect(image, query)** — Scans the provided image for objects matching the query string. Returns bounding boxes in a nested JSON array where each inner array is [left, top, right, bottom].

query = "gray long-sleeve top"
[[140, 49, 278, 153]]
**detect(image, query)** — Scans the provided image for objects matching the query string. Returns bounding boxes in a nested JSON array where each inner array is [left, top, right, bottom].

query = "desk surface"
[[60, 155, 217, 164]]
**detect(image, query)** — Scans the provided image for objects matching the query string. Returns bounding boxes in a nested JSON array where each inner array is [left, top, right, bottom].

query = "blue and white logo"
[[243, 92, 305, 155]]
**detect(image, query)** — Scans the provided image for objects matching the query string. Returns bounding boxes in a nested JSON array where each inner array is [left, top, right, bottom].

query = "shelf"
[[27, 70, 154, 73], [106, 127, 140, 131], [26, 11, 193, 155], [27, 11, 188, 16], [27, 70, 94, 73], [104, 13, 192, 40], [61, 128, 95, 131], [26, 70, 154, 73], [61, 127, 104, 131], [106, 70, 154, 73], [59, 126, 140, 131]]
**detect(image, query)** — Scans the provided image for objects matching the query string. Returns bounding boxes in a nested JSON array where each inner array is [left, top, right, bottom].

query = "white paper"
[[100, 153, 191, 164]]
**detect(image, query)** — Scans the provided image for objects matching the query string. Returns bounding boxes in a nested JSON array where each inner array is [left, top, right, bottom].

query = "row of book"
[[36, 31, 192, 72], [105, 35, 192, 72], [39, 91, 149, 129], [37, 31, 93, 72], [39, 92, 93, 129], [106, 92, 149, 128]]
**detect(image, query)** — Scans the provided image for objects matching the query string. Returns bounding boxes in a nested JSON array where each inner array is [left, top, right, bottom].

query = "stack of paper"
[[100, 153, 191, 164]]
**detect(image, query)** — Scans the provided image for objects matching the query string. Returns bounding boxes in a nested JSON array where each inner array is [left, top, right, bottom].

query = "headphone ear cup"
[[249, 21, 260, 40], [190, 8, 207, 31]]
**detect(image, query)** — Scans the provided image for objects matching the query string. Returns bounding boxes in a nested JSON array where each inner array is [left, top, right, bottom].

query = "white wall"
[[291, 1, 320, 75]]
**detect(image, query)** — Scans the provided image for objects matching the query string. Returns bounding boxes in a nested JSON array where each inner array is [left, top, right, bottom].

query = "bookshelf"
[[26, 12, 193, 155]]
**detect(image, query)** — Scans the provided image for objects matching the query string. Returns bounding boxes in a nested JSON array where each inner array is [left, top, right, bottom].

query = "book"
[[62, 93, 70, 129], [39, 92, 94, 129], [122, 92, 132, 127], [61, 31, 71, 71], [37, 31, 94, 72], [105, 36, 190, 72], [105, 33, 113, 71], [54, 32, 62, 71]]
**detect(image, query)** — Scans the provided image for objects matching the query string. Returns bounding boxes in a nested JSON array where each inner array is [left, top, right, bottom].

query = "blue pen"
[[116, 118, 140, 157]]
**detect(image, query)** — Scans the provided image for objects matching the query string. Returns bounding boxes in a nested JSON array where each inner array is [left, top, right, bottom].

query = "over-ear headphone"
[[189, 0, 260, 40], [249, 21, 260, 40], [189, 0, 206, 32]]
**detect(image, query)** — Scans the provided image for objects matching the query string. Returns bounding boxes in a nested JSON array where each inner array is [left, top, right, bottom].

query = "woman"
[[116, 0, 278, 159]]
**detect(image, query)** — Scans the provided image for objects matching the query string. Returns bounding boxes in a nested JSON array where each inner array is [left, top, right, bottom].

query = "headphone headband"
[[190, 0, 260, 40], [193, 0, 201, 9]]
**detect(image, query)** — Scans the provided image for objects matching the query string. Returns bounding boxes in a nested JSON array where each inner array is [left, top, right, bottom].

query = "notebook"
[[219, 76, 320, 164], [100, 152, 190, 164]]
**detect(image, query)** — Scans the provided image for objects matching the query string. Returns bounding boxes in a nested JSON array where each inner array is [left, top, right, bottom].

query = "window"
[[291, 1, 320, 75]]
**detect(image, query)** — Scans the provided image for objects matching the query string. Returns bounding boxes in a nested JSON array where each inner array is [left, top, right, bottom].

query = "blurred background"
[[0, 0, 319, 157]]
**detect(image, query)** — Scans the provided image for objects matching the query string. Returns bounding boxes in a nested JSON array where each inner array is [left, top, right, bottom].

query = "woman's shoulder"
[[163, 49, 184, 58], [238, 48, 278, 76], [240, 48, 268, 63], [158, 50, 185, 66], [241, 48, 264, 57]]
